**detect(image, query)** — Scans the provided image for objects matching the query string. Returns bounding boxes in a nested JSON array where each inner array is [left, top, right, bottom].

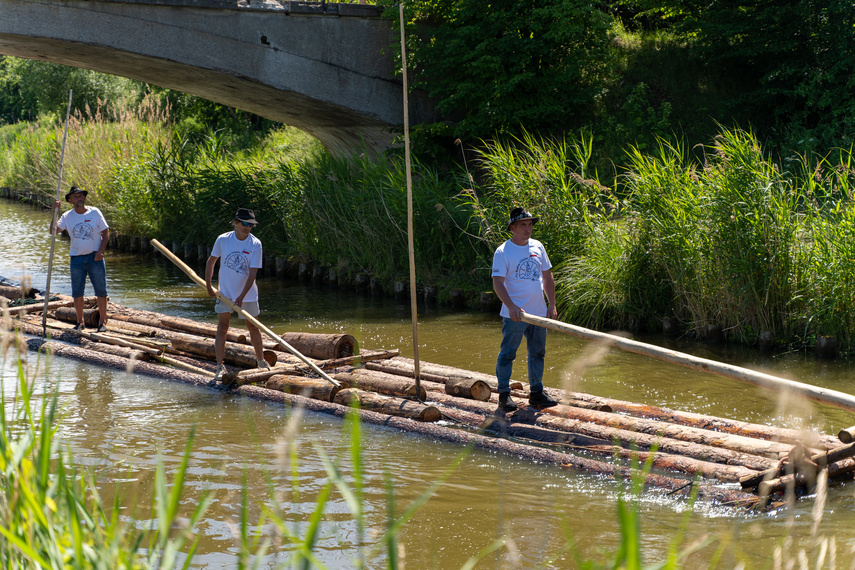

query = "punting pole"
[[42, 90, 73, 333], [521, 313, 855, 413], [399, 2, 421, 399], [149, 239, 340, 387]]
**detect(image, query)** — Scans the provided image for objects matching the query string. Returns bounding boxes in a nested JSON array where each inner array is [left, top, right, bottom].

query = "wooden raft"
[[10, 300, 855, 511]]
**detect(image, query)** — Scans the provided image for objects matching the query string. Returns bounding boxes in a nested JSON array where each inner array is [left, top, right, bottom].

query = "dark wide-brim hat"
[[235, 208, 257, 225], [507, 207, 539, 230], [65, 186, 87, 202]]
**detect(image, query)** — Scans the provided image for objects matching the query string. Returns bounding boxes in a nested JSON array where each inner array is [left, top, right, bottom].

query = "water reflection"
[[4, 198, 855, 567]]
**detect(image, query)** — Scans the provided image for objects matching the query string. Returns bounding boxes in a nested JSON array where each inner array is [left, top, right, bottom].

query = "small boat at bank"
[[5, 283, 855, 513]]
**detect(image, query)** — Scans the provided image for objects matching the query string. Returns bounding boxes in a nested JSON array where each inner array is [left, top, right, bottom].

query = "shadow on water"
[[5, 198, 855, 567]]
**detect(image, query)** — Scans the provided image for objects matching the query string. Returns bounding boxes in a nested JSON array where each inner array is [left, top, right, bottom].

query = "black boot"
[[498, 392, 518, 412], [529, 389, 558, 409]]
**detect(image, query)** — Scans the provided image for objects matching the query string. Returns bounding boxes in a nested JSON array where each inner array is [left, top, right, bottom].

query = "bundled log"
[[366, 356, 523, 391], [79, 338, 151, 361], [333, 388, 441, 422], [171, 335, 277, 369], [557, 392, 840, 450], [228, 364, 310, 387], [744, 441, 855, 491], [265, 374, 345, 401], [236, 384, 763, 509], [333, 369, 426, 400], [261, 332, 357, 360], [838, 426, 855, 443], [160, 316, 247, 344], [445, 377, 491, 401], [55, 306, 100, 328], [0, 284, 36, 299], [4, 299, 73, 316], [424, 392, 777, 472], [318, 349, 400, 370]]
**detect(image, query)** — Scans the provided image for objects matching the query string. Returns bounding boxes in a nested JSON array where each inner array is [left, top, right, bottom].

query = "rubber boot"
[[528, 389, 558, 409]]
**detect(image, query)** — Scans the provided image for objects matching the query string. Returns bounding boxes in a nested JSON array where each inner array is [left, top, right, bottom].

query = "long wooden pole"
[[400, 2, 421, 399], [43, 90, 73, 332], [150, 239, 340, 387], [521, 313, 855, 412]]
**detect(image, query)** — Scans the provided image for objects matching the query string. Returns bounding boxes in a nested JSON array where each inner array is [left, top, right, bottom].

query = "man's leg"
[[215, 310, 231, 368], [246, 321, 264, 361], [496, 318, 526, 393], [525, 324, 557, 408], [69, 255, 86, 327], [73, 296, 85, 326], [86, 255, 109, 328]]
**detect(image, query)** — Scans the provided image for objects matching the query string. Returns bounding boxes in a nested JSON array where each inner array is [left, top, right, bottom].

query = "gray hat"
[[234, 208, 257, 225], [65, 186, 87, 202], [507, 207, 539, 230]]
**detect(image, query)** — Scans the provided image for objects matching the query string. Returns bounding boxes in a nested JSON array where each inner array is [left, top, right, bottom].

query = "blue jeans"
[[70, 253, 107, 298], [496, 318, 546, 393]]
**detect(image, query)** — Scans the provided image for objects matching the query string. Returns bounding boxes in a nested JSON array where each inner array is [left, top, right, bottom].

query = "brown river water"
[[3, 198, 855, 568]]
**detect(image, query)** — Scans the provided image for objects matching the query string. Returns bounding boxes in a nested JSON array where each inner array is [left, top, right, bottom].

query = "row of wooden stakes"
[[7, 295, 855, 510]]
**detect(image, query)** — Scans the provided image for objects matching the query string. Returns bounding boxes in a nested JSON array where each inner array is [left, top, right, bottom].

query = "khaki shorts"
[[215, 299, 260, 318]]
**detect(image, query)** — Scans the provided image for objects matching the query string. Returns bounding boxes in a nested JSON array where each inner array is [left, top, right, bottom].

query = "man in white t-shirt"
[[205, 208, 269, 383], [491, 207, 559, 412], [49, 186, 110, 332]]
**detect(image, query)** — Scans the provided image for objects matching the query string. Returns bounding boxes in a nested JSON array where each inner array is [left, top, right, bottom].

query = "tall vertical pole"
[[42, 90, 73, 333], [399, 3, 421, 398]]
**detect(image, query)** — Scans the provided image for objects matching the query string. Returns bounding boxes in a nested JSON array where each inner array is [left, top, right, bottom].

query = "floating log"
[[445, 377, 491, 401], [838, 426, 855, 444], [554, 392, 839, 450], [0, 284, 36, 299], [332, 369, 426, 400], [261, 332, 357, 360], [79, 338, 151, 362], [265, 374, 344, 402], [424, 392, 777, 472], [333, 388, 441, 422], [365, 356, 523, 391], [159, 316, 247, 344], [4, 299, 73, 316], [235, 385, 762, 509], [170, 336, 277, 369], [318, 349, 400, 370], [228, 364, 309, 387], [758, 457, 855, 498], [55, 306, 100, 328], [436, 407, 757, 484]]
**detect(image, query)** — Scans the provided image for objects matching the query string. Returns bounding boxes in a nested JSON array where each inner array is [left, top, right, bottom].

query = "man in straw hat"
[[49, 185, 110, 332], [491, 207, 559, 412], [205, 208, 270, 383]]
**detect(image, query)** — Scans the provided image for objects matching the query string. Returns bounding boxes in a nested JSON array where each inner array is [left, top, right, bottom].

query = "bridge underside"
[[0, 0, 433, 156]]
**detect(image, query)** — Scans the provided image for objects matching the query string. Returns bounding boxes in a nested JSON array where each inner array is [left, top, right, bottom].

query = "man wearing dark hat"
[[205, 208, 269, 382], [49, 185, 110, 331], [491, 207, 559, 411]]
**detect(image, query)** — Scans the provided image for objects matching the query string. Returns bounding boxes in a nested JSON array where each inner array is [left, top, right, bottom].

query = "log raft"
[[9, 299, 855, 511]]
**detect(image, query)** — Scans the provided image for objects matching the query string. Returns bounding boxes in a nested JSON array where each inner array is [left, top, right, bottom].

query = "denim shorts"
[[69, 253, 107, 298]]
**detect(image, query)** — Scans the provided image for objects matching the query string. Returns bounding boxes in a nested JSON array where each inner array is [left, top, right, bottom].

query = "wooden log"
[[228, 364, 310, 387], [171, 335, 277, 369], [332, 369, 426, 400], [0, 284, 36, 299], [333, 388, 441, 422], [261, 332, 357, 360], [444, 376, 492, 401], [3, 299, 74, 316], [55, 306, 100, 328], [522, 313, 855, 413], [159, 315, 247, 344], [436, 407, 758, 484], [235, 385, 762, 509], [560, 393, 840, 450], [424, 392, 777, 472], [318, 349, 400, 370], [365, 356, 524, 391], [79, 338, 151, 361], [265, 374, 343, 402], [758, 457, 855, 498], [838, 426, 855, 443]]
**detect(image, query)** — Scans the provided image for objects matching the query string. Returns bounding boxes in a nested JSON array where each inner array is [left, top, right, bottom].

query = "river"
[[2, 197, 855, 568]]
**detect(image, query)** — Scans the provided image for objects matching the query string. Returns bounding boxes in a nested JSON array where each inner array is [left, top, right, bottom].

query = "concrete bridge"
[[0, 0, 435, 155]]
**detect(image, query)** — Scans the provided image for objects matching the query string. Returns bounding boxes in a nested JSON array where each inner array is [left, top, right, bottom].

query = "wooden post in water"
[[400, 2, 421, 400], [42, 90, 73, 333]]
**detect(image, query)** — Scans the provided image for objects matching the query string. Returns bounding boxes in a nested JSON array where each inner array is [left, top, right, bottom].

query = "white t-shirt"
[[491, 238, 552, 318], [211, 231, 263, 303], [56, 206, 109, 256]]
